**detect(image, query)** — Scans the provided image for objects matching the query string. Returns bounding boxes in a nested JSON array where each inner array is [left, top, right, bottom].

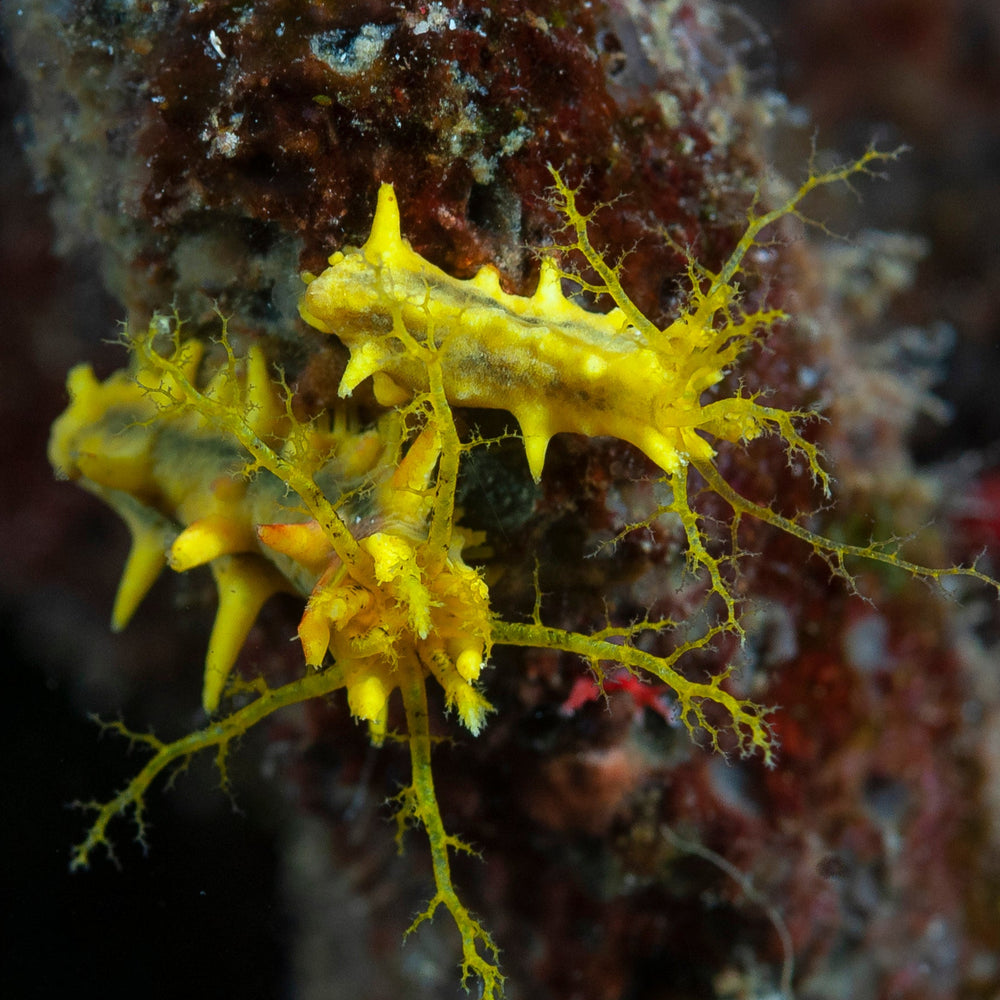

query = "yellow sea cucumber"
[[50, 150, 998, 1000], [300, 171, 803, 484]]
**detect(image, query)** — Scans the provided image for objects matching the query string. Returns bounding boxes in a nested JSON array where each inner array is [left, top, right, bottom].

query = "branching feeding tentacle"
[[396, 661, 504, 999], [693, 456, 1000, 598], [70, 664, 348, 872], [492, 619, 776, 765]]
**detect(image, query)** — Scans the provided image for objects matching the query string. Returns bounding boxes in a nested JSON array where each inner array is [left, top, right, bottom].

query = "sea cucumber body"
[[300, 184, 733, 480], [48, 348, 391, 712]]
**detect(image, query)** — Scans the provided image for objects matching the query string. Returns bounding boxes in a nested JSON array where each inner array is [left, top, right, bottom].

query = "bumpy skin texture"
[[50, 338, 378, 714], [49, 157, 998, 999], [301, 182, 773, 481]]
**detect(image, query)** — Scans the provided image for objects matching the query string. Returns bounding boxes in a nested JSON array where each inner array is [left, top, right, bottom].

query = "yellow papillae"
[[300, 180, 786, 481], [52, 150, 999, 1000], [48, 328, 400, 717]]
